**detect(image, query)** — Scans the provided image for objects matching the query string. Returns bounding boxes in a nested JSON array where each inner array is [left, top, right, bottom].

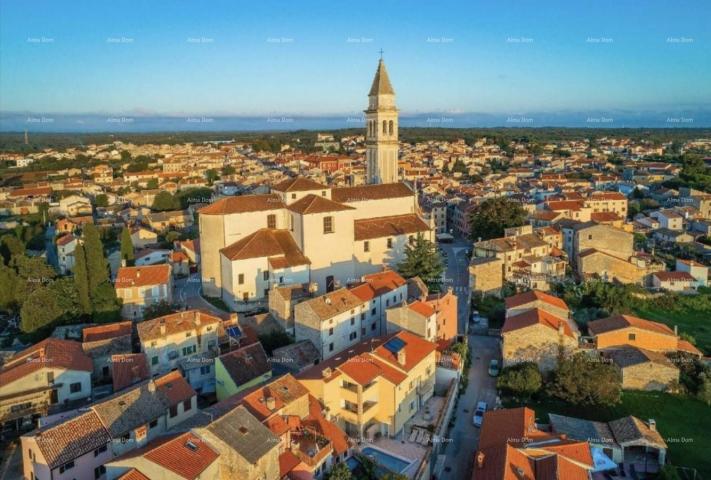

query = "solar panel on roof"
[[227, 326, 242, 339], [384, 337, 406, 354]]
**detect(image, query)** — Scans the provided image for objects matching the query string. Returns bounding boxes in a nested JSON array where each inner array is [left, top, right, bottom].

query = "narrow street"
[[173, 272, 229, 317]]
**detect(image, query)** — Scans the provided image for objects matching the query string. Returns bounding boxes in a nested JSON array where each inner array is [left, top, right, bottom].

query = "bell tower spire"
[[365, 57, 399, 184]]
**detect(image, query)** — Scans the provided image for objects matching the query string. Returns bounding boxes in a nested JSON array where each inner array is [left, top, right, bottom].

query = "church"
[[199, 59, 434, 311]]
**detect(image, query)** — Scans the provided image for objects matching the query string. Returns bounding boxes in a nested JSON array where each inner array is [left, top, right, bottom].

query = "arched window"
[[389, 120, 394, 135], [383, 120, 387, 135], [367, 121, 371, 136]]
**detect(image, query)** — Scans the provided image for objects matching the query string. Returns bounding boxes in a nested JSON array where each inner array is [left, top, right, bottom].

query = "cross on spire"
[[379, 48, 384, 59]]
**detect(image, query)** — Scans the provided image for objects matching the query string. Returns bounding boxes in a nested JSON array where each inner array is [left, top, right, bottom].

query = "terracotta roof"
[[217, 342, 271, 388], [354, 214, 430, 240], [83, 321, 132, 343], [338, 353, 407, 386], [408, 300, 436, 318], [142, 432, 220, 479], [287, 194, 354, 215], [368, 59, 395, 96], [331, 183, 413, 203], [591, 211, 622, 222], [272, 177, 328, 192], [588, 314, 675, 337], [504, 290, 569, 312], [56, 234, 76, 247], [137, 309, 222, 342], [220, 229, 310, 267], [373, 330, 437, 372], [0, 338, 92, 386], [111, 353, 150, 392], [31, 411, 111, 469], [677, 339, 703, 356], [118, 469, 150, 480], [602, 345, 675, 368], [154, 370, 197, 406], [240, 374, 309, 422], [546, 200, 584, 211], [502, 308, 575, 338], [115, 264, 171, 289], [350, 270, 406, 301], [298, 288, 363, 321], [279, 450, 301, 477], [652, 271, 695, 282], [198, 194, 285, 215]]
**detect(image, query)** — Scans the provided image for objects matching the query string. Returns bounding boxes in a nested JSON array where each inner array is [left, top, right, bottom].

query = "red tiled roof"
[[154, 370, 196, 406], [198, 194, 285, 215], [354, 214, 430, 241], [652, 271, 695, 282], [287, 194, 354, 215], [0, 338, 92, 386], [331, 183, 413, 203], [408, 300, 436, 318], [588, 314, 675, 337], [220, 229, 310, 267], [502, 308, 576, 338], [272, 177, 328, 192], [143, 432, 219, 480], [373, 330, 437, 372], [111, 353, 150, 392], [115, 264, 171, 288], [137, 309, 222, 342], [83, 321, 132, 343], [118, 469, 150, 480], [504, 290, 569, 312], [279, 450, 301, 477]]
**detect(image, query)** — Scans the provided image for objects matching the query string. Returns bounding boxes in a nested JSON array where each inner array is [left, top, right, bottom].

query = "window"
[[408, 235, 414, 244], [361, 328, 366, 335], [102, 366, 110, 377], [291, 193, 296, 199], [329, 328, 334, 336], [360, 313, 366, 321], [169, 405, 178, 418], [329, 343, 334, 352], [349, 332, 357, 340], [186, 331, 192, 338], [628, 333, 636, 341], [371, 308, 376, 315], [410, 401, 415, 411], [183, 399, 192, 412], [94, 465, 106, 479], [149, 419, 158, 429], [200, 365, 211, 375], [364, 241, 369, 252], [387, 238, 393, 248], [588, 234, 593, 240], [70, 382, 82, 394], [182, 345, 197, 356], [238, 274, 244, 285], [59, 461, 75, 474], [371, 323, 376, 331], [389, 120, 394, 135], [151, 356, 159, 365], [243, 292, 249, 301], [263, 271, 269, 281], [267, 214, 276, 229], [322, 190, 326, 196], [94, 445, 107, 457], [323, 216, 334, 234], [350, 318, 355, 325], [383, 120, 387, 134]]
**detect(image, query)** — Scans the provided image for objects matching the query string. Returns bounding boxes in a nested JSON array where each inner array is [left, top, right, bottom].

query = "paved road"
[[439, 238, 472, 334], [0, 441, 22, 480], [174, 272, 229, 317], [441, 334, 500, 480]]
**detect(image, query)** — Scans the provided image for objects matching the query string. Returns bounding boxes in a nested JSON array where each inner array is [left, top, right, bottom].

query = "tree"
[[698, 372, 711, 406], [0, 265, 17, 310], [20, 286, 65, 333], [396, 234, 445, 292], [497, 362, 542, 400], [176, 187, 213, 209], [469, 197, 527, 241], [221, 165, 236, 176], [0, 234, 25, 265], [82, 224, 120, 319], [95, 194, 109, 207], [325, 462, 352, 480], [12, 256, 57, 309], [120, 227, 135, 265], [549, 352, 622, 407], [73, 244, 92, 315], [205, 169, 219, 185], [143, 300, 176, 320], [152, 191, 179, 211], [147, 178, 159, 189]]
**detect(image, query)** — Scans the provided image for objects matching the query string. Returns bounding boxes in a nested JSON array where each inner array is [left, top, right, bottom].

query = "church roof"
[[331, 183, 413, 203], [272, 177, 328, 193], [220, 229, 310, 267], [354, 214, 430, 240], [369, 59, 395, 96], [287, 194, 354, 215], [198, 194, 285, 215]]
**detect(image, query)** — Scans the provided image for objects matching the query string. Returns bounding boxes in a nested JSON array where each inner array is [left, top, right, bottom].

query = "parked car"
[[473, 401, 487, 427], [488, 359, 500, 377]]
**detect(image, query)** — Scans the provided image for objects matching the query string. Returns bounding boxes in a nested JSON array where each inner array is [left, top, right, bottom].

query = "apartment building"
[[298, 330, 437, 439]]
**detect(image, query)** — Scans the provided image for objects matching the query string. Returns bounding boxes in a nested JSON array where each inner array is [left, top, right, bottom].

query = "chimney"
[[265, 396, 276, 410], [136, 268, 141, 278], [324, 296, 331, 305], [229, 313, 238, 323], [322, 367, 333, 379], [476, 451, 485, 468], [674, 325, 678, 336], [159, 319, 166, 336], [121, 259, 126, 267], [558, 320, 565, 336], [397, 349, 406, 365], [147, 380, 156, 393], [648, 419, 656, 431]]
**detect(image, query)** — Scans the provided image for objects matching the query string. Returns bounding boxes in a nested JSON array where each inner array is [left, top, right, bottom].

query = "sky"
[[1, 0, 710, 124]]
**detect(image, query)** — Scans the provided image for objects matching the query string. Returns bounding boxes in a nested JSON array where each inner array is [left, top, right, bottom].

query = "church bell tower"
[[365, 58, 399, 184]]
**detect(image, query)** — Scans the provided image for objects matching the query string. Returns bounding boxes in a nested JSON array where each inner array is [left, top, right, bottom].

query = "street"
[[173, 272, 229, 317], [437, 238, 501, 480]]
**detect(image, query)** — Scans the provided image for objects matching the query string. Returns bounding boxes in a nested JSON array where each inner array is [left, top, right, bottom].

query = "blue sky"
[[1, 0, 709, 117]]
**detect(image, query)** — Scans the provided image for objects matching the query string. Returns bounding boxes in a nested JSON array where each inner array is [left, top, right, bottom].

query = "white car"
[[473, 401, 487, 427]]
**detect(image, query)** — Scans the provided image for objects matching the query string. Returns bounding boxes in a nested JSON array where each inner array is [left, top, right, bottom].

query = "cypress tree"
[[120, 227, 135, 266], [74, 244, 92, 315]]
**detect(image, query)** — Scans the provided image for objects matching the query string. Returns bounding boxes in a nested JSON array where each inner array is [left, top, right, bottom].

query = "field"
[[508, 391, 710, 476]]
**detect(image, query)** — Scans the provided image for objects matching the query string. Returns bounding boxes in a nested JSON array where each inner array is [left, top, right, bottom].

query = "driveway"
[[441, 334, 500, 480]]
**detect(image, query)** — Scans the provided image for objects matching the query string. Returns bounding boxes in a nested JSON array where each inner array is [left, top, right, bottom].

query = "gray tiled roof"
[[207, 405, 278, 464]]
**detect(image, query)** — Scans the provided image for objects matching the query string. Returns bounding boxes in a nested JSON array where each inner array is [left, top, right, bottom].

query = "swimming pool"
[[361, 446, 411, 474]]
